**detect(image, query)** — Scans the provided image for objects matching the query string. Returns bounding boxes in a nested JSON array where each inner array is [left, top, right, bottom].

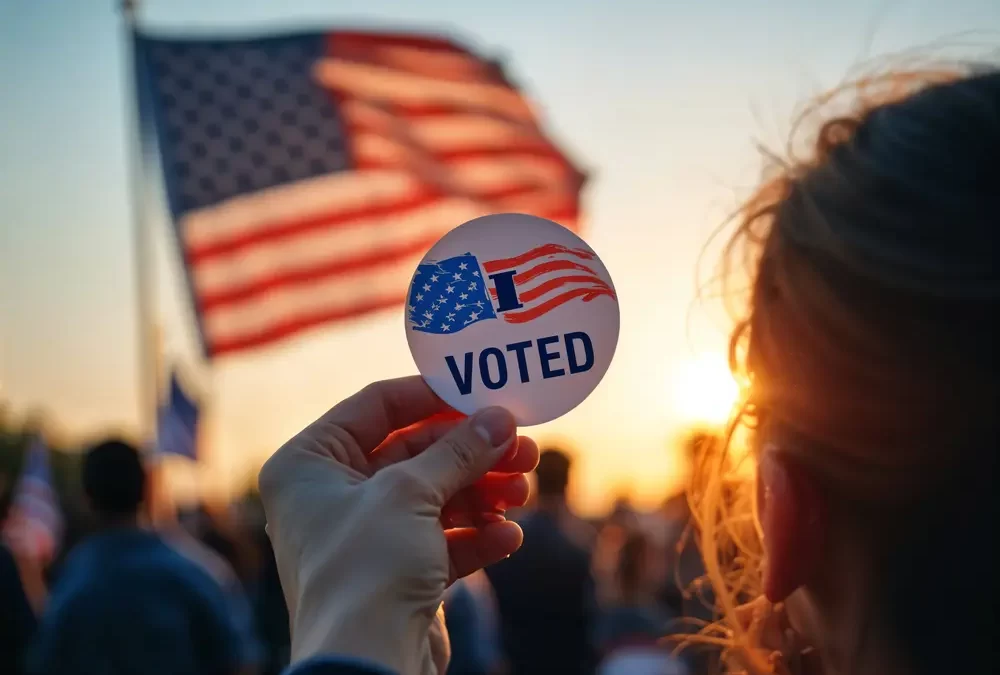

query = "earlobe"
[[759, 450, 826, 603]]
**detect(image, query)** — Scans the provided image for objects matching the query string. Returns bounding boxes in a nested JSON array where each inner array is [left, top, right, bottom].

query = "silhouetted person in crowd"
[[485, 448, 598, 675], [1, 541, 37, 675], [594, 531, 686, 675], [26, 439, 246, 675], [655, 430, 713, 620], [444, 571, 504, 675]]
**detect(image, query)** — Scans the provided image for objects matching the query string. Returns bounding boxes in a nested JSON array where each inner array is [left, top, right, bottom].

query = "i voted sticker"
[[405, 213, 619, 426]]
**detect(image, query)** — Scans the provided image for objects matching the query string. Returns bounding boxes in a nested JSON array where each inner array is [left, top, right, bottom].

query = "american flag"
[[2, 438, 63, 562], [156, 371, 200, 460], [135, 29, 585, 358], [408, 243, 615, 334]]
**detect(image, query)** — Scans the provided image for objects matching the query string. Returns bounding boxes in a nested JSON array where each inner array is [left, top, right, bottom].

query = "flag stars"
[[409, 254, 498, 334]]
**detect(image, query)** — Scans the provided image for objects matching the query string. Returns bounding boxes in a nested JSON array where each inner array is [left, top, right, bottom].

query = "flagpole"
[[121, 0, 159, 451]]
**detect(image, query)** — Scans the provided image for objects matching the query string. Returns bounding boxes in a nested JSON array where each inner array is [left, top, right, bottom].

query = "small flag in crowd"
[[156, 372, 201, 460], [135, 29, 585, 359], [2, 438, 63, 562], [408, 244, 615, 334]]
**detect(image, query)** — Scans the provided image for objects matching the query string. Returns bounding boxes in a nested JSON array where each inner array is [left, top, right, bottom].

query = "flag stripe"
[[482, 243, 596, 273], [351, 149, 574, 186], [213, 293, 409, 357], [199, 202, 578, 314], [207, 212, 582, 348], [4, 516, 56, 559], [312, 59, 537, 122], [199, 205, 579, 351], [508, 258, 598, 286], [344, 100, 538, 128], [352, 135, 572, 170], [204, 252, 422, 346], [11, 494, 61, 528], [192, 196, 474, 292], [329, 46, 506, 84], [199, 219, 452, 310], [183, 171, 418, 252], [327, 30, 475, 56], [185, 158, 575, 257], [342, 100, 545, 152], [192, 192, 577, 300], [201, 207, 579, 340]]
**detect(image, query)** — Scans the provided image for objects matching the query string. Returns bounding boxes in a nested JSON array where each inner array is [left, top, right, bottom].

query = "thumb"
[[402, 407, 517, 504]]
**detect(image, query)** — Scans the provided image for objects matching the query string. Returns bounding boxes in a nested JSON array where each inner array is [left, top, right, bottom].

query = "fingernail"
[[473, 407, 516, 449]]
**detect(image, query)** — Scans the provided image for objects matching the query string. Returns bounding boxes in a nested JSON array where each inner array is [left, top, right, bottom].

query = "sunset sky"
[[2, 0, 996, 514]]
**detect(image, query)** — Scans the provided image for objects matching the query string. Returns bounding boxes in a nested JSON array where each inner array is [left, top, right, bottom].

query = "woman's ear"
[[758, 448, 826, 602]]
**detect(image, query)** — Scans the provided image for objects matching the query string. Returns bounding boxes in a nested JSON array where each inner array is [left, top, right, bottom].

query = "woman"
[[260, 66, 997, 675]]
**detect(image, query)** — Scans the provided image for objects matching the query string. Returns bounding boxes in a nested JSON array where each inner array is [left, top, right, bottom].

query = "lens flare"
[[672, 351, 739, 426]]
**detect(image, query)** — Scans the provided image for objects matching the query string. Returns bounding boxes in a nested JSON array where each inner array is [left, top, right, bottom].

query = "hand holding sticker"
[[406, 213, 620, 425]]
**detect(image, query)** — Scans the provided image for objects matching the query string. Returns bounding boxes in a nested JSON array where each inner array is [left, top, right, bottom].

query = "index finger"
[[317, 376, 452, 453]]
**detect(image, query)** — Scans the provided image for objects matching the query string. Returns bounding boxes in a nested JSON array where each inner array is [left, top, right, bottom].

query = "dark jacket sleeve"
[[283, 655, 397, 675]]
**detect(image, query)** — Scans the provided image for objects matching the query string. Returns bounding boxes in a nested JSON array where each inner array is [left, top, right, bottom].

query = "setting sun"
[[671, 351, 740, 426]]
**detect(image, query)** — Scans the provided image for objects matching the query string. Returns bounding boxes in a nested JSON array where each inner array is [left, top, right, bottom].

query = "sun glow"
[[671, 351, 740, 426]]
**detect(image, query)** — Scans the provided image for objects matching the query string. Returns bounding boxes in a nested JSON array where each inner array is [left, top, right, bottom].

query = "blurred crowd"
[[1, 429, 719, 675]]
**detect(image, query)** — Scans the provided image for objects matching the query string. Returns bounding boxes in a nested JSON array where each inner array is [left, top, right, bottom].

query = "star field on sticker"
[[407, 253, 496, 334]]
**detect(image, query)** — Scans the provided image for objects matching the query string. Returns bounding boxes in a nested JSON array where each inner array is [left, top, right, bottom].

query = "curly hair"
[[683, 63, 999, 674]]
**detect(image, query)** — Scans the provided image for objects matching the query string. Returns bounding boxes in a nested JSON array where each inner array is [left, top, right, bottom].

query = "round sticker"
[[405, 213, 619, 426]]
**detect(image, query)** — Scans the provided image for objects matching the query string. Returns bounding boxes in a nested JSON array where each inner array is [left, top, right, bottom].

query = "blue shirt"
[[165, 529, 264, 668], [27, 528, 244, 675]]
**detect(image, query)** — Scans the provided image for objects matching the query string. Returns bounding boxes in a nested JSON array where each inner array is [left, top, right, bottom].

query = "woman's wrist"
[[291, 590, 437, 675]]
